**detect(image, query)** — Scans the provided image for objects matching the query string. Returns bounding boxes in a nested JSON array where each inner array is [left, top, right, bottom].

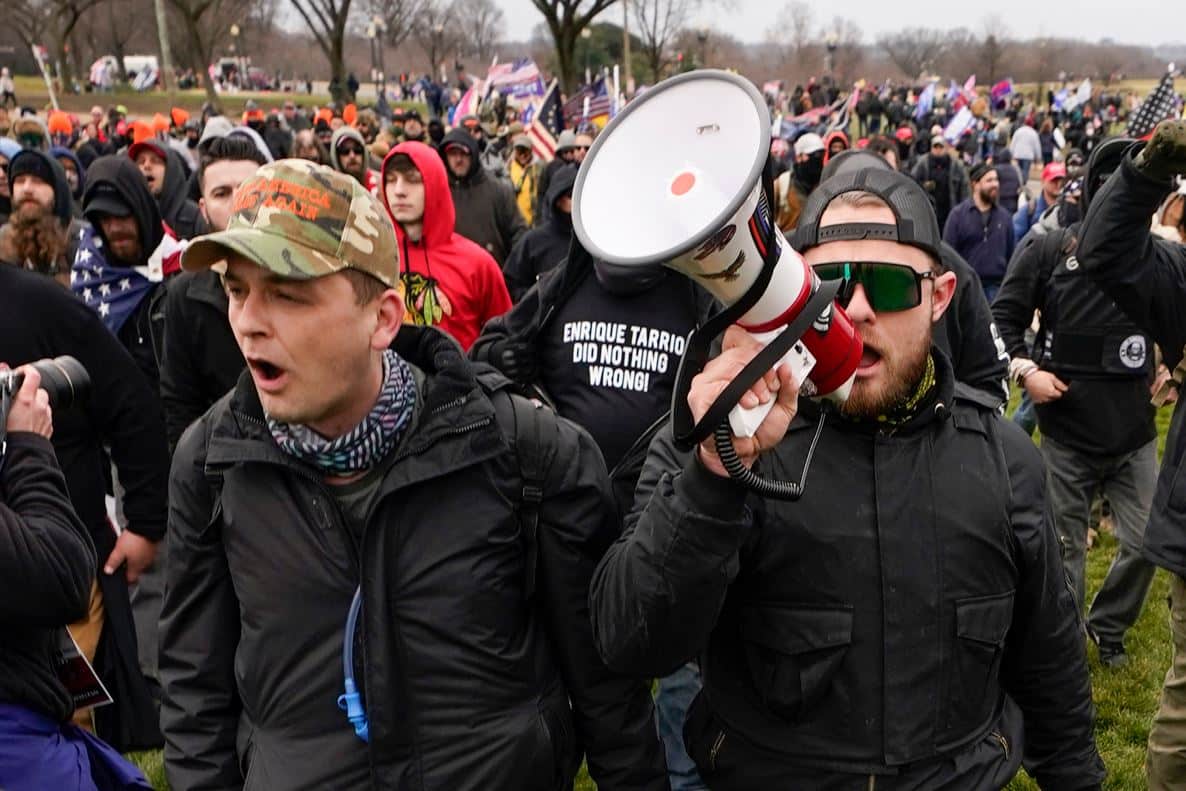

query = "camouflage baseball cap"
[[181, 159, 399, 286]]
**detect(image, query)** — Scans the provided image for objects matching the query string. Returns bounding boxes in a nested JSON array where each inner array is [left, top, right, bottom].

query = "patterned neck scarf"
[[875, 353, 937, 427], [268, 350, 417, 477]]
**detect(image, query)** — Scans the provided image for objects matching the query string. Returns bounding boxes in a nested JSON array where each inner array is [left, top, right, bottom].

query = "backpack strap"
[[477, 366, 560, 601]]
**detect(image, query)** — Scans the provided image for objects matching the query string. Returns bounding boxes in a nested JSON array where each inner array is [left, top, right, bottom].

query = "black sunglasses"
[[812, 261, 935, 313], [338, 144, 364, 156]]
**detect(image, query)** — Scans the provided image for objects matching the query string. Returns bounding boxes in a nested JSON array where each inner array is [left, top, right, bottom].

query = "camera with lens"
[[0, 356, 91, 410]]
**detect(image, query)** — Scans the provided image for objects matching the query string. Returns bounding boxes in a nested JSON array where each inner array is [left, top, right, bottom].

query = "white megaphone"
[[572, 70, 862, 450]]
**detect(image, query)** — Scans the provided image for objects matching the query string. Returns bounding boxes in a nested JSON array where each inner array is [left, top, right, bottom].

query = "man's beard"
[[840, 320, 933, 420], [978, 188, 997, 206], [0, 200, 66, 275]]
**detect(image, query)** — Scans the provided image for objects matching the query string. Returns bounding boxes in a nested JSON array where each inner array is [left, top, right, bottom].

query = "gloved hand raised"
[[490, 339, 538, 383], [1134, 120, 1186, 182]]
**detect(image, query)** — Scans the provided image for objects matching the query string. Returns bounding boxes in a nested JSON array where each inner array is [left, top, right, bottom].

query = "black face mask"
[[593, 258, 667, 295], [794, 152, 824, 192]]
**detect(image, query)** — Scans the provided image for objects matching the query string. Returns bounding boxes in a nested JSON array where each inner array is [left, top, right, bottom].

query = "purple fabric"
[[0, 703, 151, 791]]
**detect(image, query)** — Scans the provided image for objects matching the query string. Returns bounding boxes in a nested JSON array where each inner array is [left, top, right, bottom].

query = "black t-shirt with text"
[[539, 273, 699, 470]]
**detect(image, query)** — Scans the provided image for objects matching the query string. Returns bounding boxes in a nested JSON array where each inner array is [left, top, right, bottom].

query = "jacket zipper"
[[708, 729, 726, 771], [991, 730, 1010, 760]]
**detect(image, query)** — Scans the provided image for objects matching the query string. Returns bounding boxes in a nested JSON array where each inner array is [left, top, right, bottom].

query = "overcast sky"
[[499, 0, 1183, 50]]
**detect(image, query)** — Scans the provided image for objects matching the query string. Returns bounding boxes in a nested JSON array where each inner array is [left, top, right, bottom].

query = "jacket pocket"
[[739, 603, 853, 722], [947, 591, 1015, 734]]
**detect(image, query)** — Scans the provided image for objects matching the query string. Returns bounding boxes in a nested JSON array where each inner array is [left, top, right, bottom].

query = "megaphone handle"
[[726, 329, 816, 438]]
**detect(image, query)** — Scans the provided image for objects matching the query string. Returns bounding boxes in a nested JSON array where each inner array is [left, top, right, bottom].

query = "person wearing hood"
[[380, 141, 511, 350], [0, 137, 21, 225], [822, 129, 849, 165], [330, 125, 380, 195], [77, 155, 183, 388], [503, 163, 578, 301], [128, 138, 205, 239], [0, 149, 89, 283], [457, 114, 509, 182], [440, 128, 526, 268], [51, 145, 85, 210], [911, 135, 969, 230], [535, 129, 581, 224]]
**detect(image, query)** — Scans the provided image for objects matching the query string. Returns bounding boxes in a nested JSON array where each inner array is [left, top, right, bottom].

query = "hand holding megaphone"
[[573, 69, 862, 499], [689, 327, 801, 477]]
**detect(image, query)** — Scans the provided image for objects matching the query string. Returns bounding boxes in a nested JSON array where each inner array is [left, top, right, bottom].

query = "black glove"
[[1134, 119, 1186, 182], [491, 339, 537, 383]]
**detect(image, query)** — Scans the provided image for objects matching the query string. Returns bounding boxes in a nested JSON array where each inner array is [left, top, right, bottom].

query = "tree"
[[412, 0, 461, 78], [11, 0, 105, 92], [530, 0, 621, 94], [365, 0, 425, 50], [827, 16, 862, 88], [978, 15, 1009, 85], [166, 0, 237, 111], [289, 0, 356, 102], [453, 0, 504, 64], [632, 0, 700, 83], [877, 27, 947, 80], [767, 0, 813, 69]]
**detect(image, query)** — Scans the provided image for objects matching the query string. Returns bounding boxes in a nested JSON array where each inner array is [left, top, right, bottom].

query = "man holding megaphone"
[[590, 164, 1103, 789]]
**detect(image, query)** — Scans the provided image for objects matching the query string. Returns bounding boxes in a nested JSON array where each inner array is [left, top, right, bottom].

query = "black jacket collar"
[[206, 325, 504, 487]]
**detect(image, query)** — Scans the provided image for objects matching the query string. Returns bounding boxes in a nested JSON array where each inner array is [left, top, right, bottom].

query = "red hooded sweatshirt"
[[380, 141, 511, 351]]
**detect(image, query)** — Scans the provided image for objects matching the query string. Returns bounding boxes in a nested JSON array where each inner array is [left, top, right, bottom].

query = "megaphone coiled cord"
[[712, 407, 827, 501]]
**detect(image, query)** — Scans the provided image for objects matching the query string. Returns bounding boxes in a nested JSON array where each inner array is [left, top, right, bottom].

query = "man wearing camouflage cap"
[[159, 159, 667, 791]]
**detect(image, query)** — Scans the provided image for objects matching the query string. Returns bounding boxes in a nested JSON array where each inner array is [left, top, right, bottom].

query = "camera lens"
[[30, 357, 90, 410]]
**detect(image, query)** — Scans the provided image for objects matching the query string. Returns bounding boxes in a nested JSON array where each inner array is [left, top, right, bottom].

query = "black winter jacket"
[[1078, 154, 1186, 578], [161, 325, 666, 791], [503, 165, 578, 301], [441, 129, 527, 266], [160, 270, 244, 451], [590, 351, 1104, 790], [0, 433, 95, 722], [937, 242, 1010, 403], [0, 262, 168, 750]]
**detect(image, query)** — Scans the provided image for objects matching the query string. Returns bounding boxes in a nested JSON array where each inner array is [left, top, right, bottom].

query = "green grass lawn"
[[128, 393, 1178, 789]]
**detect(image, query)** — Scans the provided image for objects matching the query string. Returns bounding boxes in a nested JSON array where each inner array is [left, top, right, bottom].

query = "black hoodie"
[[82, 155, 168, 386], [0, 149, 88, 273], [441, 128, 526, 266], [157, 148, 205, 239], [503, 163, 577, 300]]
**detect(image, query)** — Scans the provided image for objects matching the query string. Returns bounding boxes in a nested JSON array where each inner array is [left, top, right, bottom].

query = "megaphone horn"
[[573, 70, 863, 494]]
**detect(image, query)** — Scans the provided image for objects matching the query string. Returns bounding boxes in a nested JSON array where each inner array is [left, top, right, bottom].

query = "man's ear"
[[931, 270, 958, 324], [370, 288, 404, 351]]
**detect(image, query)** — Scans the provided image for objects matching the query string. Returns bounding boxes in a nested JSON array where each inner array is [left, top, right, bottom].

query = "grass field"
[[123, 394, 1179, 789]]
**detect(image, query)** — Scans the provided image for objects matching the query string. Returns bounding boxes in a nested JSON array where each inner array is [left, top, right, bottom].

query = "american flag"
[[527, 80, 564, 162], [487, 59, 541, 88], [70, 224, 183, 334], [563, 76, 612, 128], [1128, 71, 1178, 139]]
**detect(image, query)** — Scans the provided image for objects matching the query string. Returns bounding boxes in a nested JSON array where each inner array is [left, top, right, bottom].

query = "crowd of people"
[[0, 64, 1185, 791]]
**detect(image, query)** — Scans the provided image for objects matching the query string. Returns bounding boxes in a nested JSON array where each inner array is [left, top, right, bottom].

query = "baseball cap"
[[181, 159, 400, 287], [793, 133, 825, 157], [1041, 162, 1067, 182], [84, 182, 133, 218], [513, 134, 532, 150], [128, 139, 167, 163], [930, 135, 946, 148], [791, 167, 943, 263], [403, 109, 422, 123]]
